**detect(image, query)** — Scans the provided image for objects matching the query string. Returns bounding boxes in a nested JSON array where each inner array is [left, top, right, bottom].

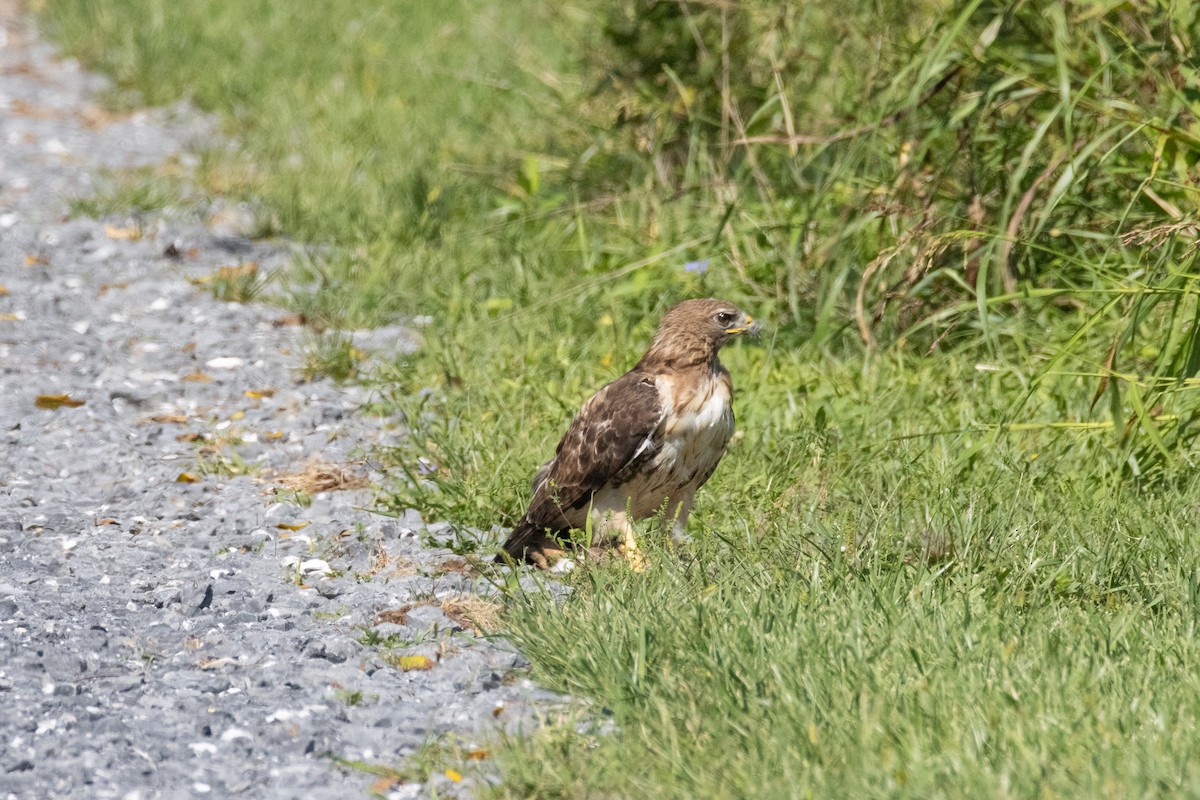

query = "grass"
[[38, 0, 1200, 796], [69, 164, 186, 217]]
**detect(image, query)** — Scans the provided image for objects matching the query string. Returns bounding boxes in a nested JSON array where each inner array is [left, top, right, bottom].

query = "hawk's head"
[[642, 298, 760, 369]]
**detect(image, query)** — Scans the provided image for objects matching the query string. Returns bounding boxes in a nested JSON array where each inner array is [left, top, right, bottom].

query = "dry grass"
[[372, 595, 503, 636], [270, 460, 370, 494]]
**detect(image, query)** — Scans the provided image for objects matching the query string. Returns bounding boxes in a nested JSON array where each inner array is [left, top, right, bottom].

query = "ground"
[[0, 8, 556, 798]]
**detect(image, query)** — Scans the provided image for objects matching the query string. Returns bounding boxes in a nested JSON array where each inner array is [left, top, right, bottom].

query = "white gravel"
[[0, 8, 561, 799]]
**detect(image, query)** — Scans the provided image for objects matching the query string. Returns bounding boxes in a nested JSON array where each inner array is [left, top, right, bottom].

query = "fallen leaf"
[[373, 609, 409, 626], [465, 749, 489, 761], [181, 341, 197, 354], [182, 371, 213, 383], [395, 655, 434, 672], [0, 285, 8, 296], [0, 313, 19, 322], [24, 254, 48, 266], [199, 657, 237, 670], [80, 106, 129, 129], [145, 413, 189, 424], [444, 769, 463, 783], [95, 518, 119, 526], [35, 394, 85, 409], [244, 388, 276, 400], [370, 777, 398, 794], [176, 472, 199, 483], [98, 282, 128, 295], [275, 522, 310, 532], [229, 410, 245, 420], [176, 432, 207, 443], [104, 224, 141, 241], [273, 313, 306, 327], [263, 431, 287, 442], [218, 262, 258, 279]]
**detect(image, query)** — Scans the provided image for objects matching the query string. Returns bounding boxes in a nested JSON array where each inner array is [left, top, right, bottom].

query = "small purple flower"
[[416, 458, 437, 476], [683, 259, 710, 275]]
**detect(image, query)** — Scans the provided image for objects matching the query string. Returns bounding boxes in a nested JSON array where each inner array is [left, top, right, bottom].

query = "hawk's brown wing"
[[499, 370, 664, 560]]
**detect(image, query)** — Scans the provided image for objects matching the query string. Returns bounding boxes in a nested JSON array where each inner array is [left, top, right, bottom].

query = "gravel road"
[[1, 8, 559, 798]]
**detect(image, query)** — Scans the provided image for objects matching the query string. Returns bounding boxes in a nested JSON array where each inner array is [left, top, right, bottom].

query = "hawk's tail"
[[494, 518, 564, 566]]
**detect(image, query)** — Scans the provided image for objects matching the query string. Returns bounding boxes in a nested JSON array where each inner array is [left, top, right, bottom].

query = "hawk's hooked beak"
[[724, 314, 761, 337]]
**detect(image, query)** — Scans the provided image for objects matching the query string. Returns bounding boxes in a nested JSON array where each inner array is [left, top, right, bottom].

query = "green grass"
[[38, 0, 1200, 795], [69, 163, 186, 217]]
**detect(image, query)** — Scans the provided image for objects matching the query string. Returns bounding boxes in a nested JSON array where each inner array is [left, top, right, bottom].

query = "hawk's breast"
[[608, 370, 734, 519]]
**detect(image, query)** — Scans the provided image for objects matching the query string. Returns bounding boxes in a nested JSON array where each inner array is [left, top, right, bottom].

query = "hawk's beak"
[[725, 315, 761, 336]]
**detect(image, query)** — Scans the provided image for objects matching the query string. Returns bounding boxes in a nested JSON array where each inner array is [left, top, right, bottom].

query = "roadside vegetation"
[[42, 0, 1200, 796]]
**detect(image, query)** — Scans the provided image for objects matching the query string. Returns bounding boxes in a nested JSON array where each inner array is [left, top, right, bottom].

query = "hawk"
[[497, 298, 759, 569]]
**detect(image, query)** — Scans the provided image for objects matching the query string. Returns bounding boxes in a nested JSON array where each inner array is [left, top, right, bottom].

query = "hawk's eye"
[[716, 311, 735, 326]]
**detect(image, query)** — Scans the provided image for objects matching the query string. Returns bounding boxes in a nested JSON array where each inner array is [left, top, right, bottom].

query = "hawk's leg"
[[667, 493, 695, 549], [593, 508, 647, 571], [525, 533, 569, 571]]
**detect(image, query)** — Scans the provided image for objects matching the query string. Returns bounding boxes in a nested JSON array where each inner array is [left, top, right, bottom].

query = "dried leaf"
[[0, 285, 8, 296], [263, 431, 287, 442], [396, 655, 434, 672], [35, 394, 85, 409], [0, 313, 19, 322], [199, 657, 237, 670], [24, 254, 48, 266], [373, 609, 409, 626], [182, 371, 213, 383], [176, 472, 200, 483], [98, 282, 128, 295], [444, 769, 463, 783], [229, 410, 245, 420], [370, 777, 398, 794], [104, 224, 141, 241], [146, 413, 189, 424], [176, 432, 207, 443], [273, 313, 306, 327], [275, 522, 310, 532], [244, 388, 276, 399], [465, 749, 489, 761], [95, 518, 119, 526]]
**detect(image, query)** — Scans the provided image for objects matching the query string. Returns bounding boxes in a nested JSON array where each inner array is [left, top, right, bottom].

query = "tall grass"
[[38, 0, 1200, 794]]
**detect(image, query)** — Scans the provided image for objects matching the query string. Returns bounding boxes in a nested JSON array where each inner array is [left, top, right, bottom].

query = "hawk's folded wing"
[[500, 371, 664, 557]]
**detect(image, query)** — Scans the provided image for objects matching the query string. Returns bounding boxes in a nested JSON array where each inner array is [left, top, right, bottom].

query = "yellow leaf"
[[244, 388, 276, 399], [465, 749, 489, 761], [0, 284, 8, 296], [230, 410, 245, 420], [217, 262, 258, 280], [25, 255, 48, 266], [275, 522, 310, 532], [176, 472, 199, 483], [444, 769, 463, 783], [396, 655, 434, 672], [104, 224, 141, 241], [0, 313, 19, 322], [182, 371, 213, 383], [263, 431, 287, 441], [35, 394, 85, 409]]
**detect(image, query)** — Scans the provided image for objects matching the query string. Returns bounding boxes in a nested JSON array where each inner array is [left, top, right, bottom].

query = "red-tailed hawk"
[[497, 298, 759, 569]]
